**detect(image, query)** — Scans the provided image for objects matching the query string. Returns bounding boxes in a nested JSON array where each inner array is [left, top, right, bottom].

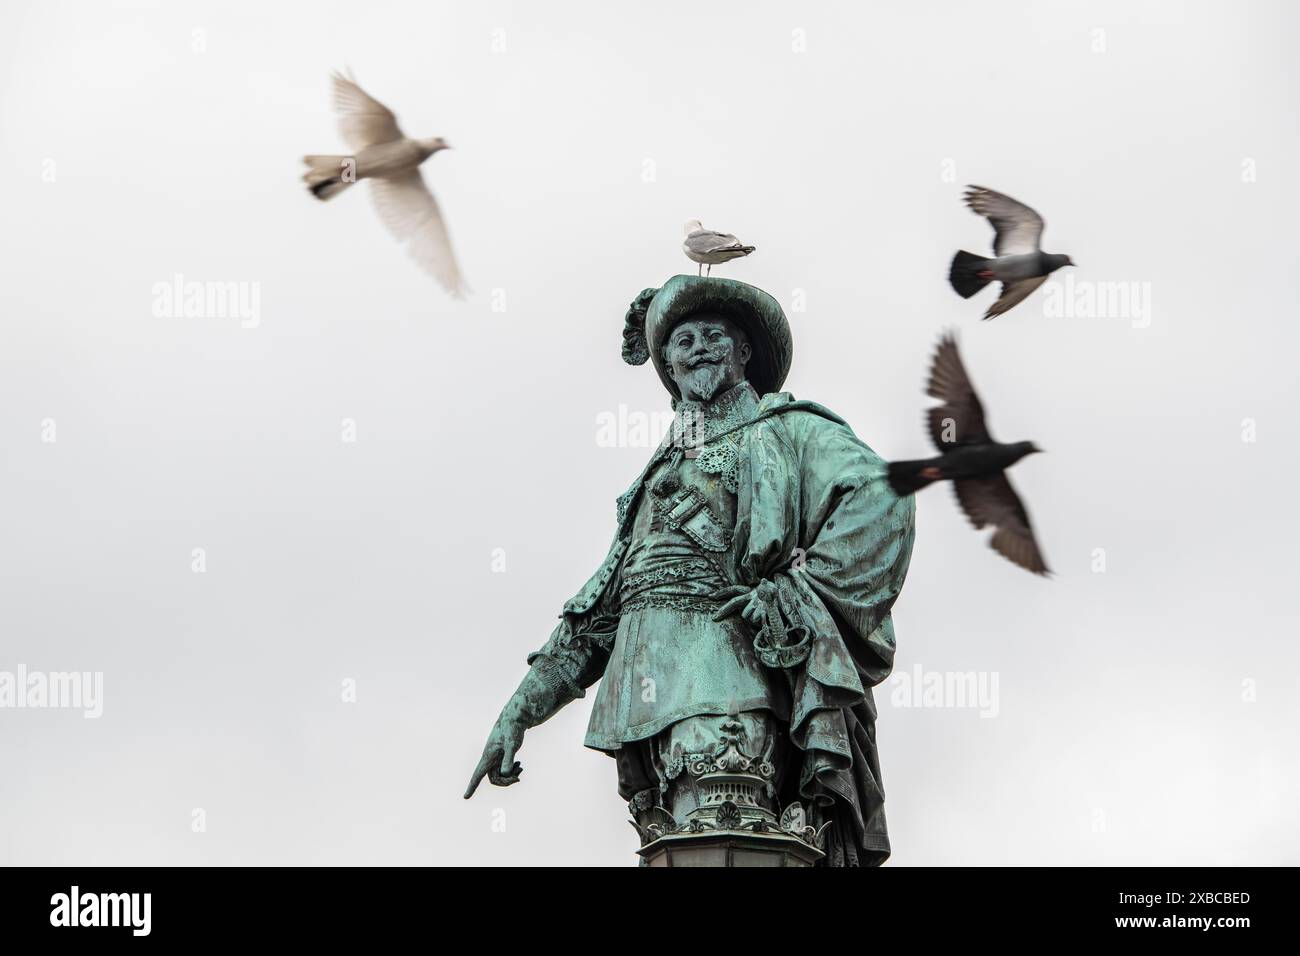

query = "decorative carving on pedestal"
[[630, 717, 829, 867]]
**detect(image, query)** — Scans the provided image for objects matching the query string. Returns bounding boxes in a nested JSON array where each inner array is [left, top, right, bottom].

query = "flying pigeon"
[[949, 186, 1074, 319], [888, 333, 1050, 575], [303, 70, 466, 297], [682, 220, 755, 276]]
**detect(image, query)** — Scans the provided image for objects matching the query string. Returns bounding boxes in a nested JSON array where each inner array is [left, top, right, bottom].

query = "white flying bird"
[[682, 220, 755, 277], [303, 70, 466, 297]]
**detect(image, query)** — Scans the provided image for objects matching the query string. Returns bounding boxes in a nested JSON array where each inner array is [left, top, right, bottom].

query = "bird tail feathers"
[[887, 459, 936, 497], [949, 250, 994, 298], [302, 155, 355, 201]]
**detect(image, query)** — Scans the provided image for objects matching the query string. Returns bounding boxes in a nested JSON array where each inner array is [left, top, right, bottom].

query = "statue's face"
[[664, 314, 751, 402]]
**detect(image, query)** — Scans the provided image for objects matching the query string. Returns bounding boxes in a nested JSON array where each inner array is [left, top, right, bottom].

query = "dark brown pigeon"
[[888, 333, 1051, 575], [949, 186, 1075, 320]]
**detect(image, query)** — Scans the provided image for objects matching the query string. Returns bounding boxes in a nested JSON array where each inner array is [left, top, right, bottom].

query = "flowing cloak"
[[529, 391, 916, 866]]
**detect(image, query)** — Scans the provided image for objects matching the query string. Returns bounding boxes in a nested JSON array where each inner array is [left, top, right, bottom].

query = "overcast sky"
[[1, 0, 1296, 865]]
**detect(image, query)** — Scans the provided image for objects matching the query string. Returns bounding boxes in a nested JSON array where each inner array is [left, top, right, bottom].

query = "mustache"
[[687, 354, 724, 368]]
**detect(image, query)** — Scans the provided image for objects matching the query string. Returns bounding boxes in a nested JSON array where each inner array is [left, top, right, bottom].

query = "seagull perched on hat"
[[682, 220, 755, 277]]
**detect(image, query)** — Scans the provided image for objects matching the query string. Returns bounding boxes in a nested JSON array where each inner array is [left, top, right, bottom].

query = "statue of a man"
[[466, 276, 915, 866]]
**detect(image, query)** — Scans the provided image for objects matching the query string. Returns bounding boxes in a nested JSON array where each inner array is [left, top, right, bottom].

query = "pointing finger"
[[464, 750, 497, 799]]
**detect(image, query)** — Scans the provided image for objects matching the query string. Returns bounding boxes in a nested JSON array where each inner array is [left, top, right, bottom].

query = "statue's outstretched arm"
[[464, 609, 618, 798]]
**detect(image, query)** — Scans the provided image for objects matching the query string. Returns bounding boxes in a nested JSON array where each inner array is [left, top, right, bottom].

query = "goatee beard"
[[680, 363, 729, 402]]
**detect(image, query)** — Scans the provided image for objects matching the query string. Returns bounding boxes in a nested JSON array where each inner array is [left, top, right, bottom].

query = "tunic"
[[584, 382, 788, 749]]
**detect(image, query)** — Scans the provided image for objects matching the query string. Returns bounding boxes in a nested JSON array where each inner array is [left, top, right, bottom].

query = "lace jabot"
[[673, 379, 760, 444], [671, 380, 759, 494], [616, 381, 763, 526]]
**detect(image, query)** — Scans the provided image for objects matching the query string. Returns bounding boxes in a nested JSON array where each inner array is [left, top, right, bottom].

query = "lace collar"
[[672, 380, 760, 446]]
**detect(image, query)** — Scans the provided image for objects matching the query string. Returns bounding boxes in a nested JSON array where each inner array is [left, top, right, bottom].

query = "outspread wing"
[[332, 70, 404, 150], [952, 474, 1050, 575], [370, 170, 466, 297], [926, 332, 990, 449], [984, 275, 1048, 320], [964, 185, 1045, 256]]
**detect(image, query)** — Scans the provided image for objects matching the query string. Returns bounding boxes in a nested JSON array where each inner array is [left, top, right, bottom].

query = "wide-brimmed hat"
[[621, 275, 792, 399]]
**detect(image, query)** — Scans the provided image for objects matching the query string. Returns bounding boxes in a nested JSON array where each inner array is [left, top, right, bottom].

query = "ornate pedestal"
[[637, 822, 825, 867], [630, 717, 827, 867]]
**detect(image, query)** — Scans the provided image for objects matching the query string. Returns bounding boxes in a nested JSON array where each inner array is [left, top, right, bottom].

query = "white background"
[[1, 0, 1296, 865]]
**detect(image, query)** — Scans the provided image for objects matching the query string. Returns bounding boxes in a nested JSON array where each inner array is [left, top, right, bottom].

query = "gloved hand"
[[710, 579, 779, 627], [463, 659, 579, 798]]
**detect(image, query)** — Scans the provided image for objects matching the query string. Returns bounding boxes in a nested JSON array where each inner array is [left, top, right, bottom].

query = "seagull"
[[888, 333, 1050, 575], [303, 70, 466, 297], [949, 186, 1074, 319], [682, 220, 755, 276]]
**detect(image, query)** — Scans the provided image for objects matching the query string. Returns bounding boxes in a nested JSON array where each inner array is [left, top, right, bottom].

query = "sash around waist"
[[619, 556, 727, 611]]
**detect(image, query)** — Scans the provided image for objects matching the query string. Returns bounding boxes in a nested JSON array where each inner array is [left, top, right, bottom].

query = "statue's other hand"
[[463, 712, 526, 799], [711, 585, 752, 622], [710, 583, 771, 629]]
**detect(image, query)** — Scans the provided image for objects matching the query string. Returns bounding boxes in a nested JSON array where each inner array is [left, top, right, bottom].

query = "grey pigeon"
[[949, 186, 1074, 319], [888, 333, 1050, 575], [682, 220, 755, 276], [302, 70, 466, 297]]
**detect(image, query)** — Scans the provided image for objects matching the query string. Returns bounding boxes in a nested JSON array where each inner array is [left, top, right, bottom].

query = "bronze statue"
[[466, 276, 915, 866]]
